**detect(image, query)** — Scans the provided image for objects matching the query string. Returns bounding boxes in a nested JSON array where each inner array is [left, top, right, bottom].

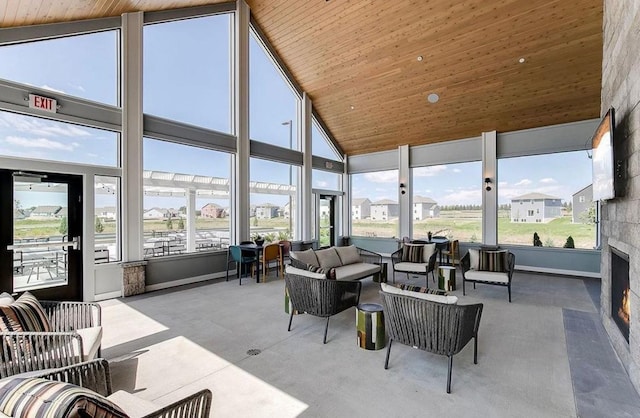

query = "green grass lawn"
[[353, 211, 596, 249]]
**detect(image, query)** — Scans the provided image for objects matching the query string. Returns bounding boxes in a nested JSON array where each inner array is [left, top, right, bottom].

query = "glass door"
[[318, 195, 335, 248], [0, 170, 83, 301]]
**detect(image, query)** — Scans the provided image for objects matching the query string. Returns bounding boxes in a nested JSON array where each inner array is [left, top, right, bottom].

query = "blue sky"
[[0, 15, 592, 210]]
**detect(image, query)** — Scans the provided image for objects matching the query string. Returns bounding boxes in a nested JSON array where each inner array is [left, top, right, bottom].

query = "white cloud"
[[498, 181, 508, 187], [452, 168, 462, 173], [5, 136, 75, 151], [413, 165, 447, 177], [0, 113, 91, 137], [68, 83, 86, 92], [539, 178, 557, 184], [316, 181, 328, 187], [514, 179, 532, 186], [363, 170, 397, 183], [438, 189, 482, 206], [41, 84, 66, 94]]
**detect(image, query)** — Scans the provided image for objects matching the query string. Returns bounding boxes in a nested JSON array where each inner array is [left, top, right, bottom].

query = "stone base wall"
[[601, 0, 640, 392], [122, 260, 147, 296]]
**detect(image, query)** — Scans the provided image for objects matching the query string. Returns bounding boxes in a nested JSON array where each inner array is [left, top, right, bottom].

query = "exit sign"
[[28, 94, 57, 113]]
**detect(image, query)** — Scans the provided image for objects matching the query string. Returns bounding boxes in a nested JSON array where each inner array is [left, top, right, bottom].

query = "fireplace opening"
[[611, 247, 630, 343]]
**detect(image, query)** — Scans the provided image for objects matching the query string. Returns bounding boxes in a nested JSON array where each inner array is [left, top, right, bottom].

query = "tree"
[[177, 218, 185, 230], [544, 237, 555, 247], [533, 232, 543, 247], [166, 217, 173, 230], [563, 236, 575, 248], [580, 203, 597, 225], [59, 217, 68, 234], [95, 217, 104, 233]]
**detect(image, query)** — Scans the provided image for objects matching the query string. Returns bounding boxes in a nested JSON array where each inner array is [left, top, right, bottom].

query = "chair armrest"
[[391, 248, 402, 265], [506, 252, 516, 281], [33, 358, 112, 396], [142, 389, 212, 418], [461, 252, 471, 274], [0, 331, 83, 378], [357, 247, 382, 264], [427, 251, 437, 272], [41, 301, 102, 330]]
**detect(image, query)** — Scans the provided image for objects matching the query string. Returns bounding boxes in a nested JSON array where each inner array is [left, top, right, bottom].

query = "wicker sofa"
[[379, 283, 483, 393], [0, 359, 212, 418], [0, 292, 102, 378], [289, 245, 382, 281], [461, 248, 516, 302]]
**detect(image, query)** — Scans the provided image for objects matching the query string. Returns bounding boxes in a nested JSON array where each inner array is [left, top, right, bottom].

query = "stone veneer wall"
[[600, 0, 640, 392]]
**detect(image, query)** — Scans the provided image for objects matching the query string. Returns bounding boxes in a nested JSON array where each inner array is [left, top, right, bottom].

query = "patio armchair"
[[390, 242, 438, 286], [461, 249, 516, 302], [0, 359, 212, 418], [226, 245, 257, 285], [380, 288, 483, 393], [0, 298, 102, 379], [285, 267, 362, 343]]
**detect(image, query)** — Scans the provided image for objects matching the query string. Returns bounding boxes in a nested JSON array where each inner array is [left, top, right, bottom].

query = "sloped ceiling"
[[0, 0, 603, 156]]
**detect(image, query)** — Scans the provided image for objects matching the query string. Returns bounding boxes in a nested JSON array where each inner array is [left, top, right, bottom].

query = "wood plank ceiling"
[[0, 0, 603, 156]]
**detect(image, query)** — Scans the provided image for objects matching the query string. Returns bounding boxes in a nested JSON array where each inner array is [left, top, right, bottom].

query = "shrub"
[[533, 232, 543, 247], [563, 236, 575, 248]]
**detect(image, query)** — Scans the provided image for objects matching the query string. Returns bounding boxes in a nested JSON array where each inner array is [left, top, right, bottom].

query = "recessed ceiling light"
[[417, 56, 423, 62], [350, 105, 355, 110], [427, 93, 439, 104], [518, 57, 526, 63]]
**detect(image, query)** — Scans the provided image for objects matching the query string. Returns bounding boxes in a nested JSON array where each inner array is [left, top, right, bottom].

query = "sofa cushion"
[[0, 292, 51, 333], [315, 248, 343, 269], [479, 250, 508, 272], [334, 263, 380, 281], [393, 261, 430, 274], [335, 245, 361, 265], [74, 326, 103, 361], [381, 282, 458, 304], [464, 269, 509, 284], [108, 390, 157, 417], [0, 293, 14, 307], [396, 284, 447, 295], [0, 377, 128, 418], [285, 265, 327, 280], [291, 249, 319, 268], [401, 244, 423, 263]]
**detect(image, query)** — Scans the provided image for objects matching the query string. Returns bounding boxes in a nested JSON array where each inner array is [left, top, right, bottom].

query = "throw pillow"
[[478, 250, 508, 272], [0, 293, 14, 307], [422, 243, 437, 263], [380, 282, 458, 304], [401, 244, 424, 263], [335, 245, 361, 265], [0, 291, 51, 333], [468, 249, 480, 270], [396, 284, 447, 296], [307, 264, 337, 280], [0, 377, 129, 418], [315, 248, 343, 269], [289, 257, 309, 270]]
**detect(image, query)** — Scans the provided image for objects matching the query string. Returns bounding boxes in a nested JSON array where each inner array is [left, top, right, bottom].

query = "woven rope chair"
[[0, 300, 101, 379], [379, 290, 483, 393], [33, 359, 212, 418], [285, 271, 361, 344]]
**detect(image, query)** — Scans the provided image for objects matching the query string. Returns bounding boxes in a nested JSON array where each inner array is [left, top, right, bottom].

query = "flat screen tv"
[[592, 107, 615, 201]]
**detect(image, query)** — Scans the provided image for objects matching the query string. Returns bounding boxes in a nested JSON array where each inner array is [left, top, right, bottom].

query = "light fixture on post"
[[400, 183, 406, 195], [484, 177, 492, 192]]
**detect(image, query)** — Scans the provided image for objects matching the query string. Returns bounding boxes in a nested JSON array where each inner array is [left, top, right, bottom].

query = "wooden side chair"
[[442, 239, 460, 266], [262, 243, 282, 280]]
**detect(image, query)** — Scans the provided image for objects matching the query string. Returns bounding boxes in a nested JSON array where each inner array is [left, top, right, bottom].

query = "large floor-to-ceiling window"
[[498, 150, 595, 249], [351, 169, 399, 238]]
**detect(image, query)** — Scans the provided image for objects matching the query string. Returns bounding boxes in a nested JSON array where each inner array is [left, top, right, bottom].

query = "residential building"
[[352, 198, 371, 220], [413, 196, 439, 220], [255, 204, 279, 219], [201, 203, 225, 218], [370, 199, 399, 221], [510, 193, 563, 223], [572, 184, 594, 223]]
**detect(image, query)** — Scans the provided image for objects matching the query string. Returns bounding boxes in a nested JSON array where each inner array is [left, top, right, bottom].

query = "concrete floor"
[[100, 267, 622, 417]]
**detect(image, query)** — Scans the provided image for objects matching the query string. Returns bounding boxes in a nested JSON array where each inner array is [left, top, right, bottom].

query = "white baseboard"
[[144, 271, 229, 293], [516, 264, 601, 279], [94, 290, 123, 301]]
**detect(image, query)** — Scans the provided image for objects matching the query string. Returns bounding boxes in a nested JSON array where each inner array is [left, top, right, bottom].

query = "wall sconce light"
[[484, 177, 492, 191], [400, 183, 406, 195]]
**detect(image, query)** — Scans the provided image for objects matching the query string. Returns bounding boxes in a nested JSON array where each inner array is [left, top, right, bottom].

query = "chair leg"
[[323, 317, 330, 344], [447, 355, 453, 394], [287, 310, 294, 331], [238, 262, 242, 286], [462, 278, 466, 295], [508, 284, 512, 302], [384, 339, 393, 369], [474, 334, 478, 364]]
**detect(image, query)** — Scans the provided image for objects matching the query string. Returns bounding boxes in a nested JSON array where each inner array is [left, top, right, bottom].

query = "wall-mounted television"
[[592, 107, 616, 201]]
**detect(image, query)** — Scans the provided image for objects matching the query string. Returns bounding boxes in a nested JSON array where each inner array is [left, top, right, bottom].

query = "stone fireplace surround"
[[600, 1, 640, 393]]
